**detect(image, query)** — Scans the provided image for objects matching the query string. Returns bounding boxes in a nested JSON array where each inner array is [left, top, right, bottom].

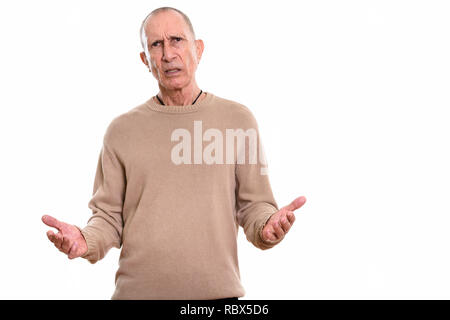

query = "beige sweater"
[[79, 92, 282, 300]]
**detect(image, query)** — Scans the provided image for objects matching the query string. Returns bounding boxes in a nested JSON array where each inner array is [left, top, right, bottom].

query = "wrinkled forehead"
[[144, 11, 192, 41]]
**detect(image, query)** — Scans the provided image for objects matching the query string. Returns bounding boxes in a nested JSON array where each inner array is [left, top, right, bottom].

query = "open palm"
[[261, 196, 306, 243], [42, 215, 88, 259]]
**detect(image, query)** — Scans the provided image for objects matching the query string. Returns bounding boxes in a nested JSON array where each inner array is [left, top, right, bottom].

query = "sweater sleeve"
[[79, 140, 126, 264], [234, 110, 283, 250]]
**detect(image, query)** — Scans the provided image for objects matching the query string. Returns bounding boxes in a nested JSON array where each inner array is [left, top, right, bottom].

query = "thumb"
[[283, 196, 307, 212], [41, 215, 63, 231]]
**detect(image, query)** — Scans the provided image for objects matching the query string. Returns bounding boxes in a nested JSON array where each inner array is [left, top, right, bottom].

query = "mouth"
[[164, 68, 181, 76]]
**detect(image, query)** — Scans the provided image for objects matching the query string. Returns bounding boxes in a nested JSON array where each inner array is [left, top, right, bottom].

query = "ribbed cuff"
[[75, 225, 98, 263]]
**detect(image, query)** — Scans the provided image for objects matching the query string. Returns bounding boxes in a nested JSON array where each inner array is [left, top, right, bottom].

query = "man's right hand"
[[42, 215, 88, 259]]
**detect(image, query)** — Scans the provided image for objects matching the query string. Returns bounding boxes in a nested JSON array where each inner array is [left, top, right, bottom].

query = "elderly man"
[[42, 7, 306, 300]]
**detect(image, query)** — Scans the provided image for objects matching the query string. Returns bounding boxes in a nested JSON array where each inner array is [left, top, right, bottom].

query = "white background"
[[0, 0, 449, 299]]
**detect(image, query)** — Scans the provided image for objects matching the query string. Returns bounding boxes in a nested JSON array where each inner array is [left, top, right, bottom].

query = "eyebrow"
[[149, 34, 186, 43]]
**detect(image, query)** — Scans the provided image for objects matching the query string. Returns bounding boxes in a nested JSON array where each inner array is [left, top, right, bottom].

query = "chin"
[[162, 78, 189, 90]]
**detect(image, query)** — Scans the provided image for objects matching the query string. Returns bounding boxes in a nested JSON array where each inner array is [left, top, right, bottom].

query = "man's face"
[[141, 11, 203, 90]]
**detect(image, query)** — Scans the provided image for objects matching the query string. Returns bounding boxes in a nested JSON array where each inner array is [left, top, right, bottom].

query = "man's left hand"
[[261, 196, 307, 243]]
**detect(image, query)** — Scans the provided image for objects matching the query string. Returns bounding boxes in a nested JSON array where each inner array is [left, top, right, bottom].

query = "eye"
[[151, 41, 160, 47], [174, 37, 182, 42]]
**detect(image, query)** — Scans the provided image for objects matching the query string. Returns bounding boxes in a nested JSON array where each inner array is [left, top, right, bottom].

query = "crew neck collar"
[[145, 92, 214, 114]]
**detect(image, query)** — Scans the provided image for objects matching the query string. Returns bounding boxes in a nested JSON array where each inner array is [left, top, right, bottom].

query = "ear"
[[140, 51, 147, 65], [140, 52, 151, 71], [195, 39, 204, 63]]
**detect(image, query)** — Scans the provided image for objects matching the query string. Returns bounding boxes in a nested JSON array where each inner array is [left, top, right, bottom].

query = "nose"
[[162, 41, 176, 62]]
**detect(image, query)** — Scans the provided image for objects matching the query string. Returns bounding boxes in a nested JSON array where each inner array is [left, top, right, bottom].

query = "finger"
[[41, 215, 62, 231], [283, 196, 307, 212], [61, 236, 71, 253], [262, 227, 277, 242], [272, 220, 285, 240], [287, 211, 295, 224], [54, 232, 63, 249], [68, 242, 78, 259], [47, 230, 56, 243], [280, 216, 292, 233]]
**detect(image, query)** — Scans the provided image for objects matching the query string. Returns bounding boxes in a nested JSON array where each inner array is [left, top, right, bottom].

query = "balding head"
[[140, 7, 196, 60]]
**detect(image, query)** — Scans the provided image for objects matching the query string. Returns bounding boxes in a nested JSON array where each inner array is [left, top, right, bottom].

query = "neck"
[[157, 82, 202, 106]]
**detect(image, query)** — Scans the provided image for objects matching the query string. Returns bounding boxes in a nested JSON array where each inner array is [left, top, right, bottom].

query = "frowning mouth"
[[164, 68, 181, 76]]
